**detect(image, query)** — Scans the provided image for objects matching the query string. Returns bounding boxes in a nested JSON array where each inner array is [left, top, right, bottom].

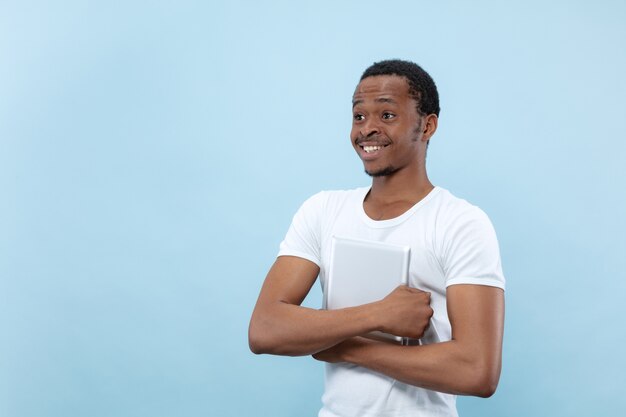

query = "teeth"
[[363, 145, 383, 153]]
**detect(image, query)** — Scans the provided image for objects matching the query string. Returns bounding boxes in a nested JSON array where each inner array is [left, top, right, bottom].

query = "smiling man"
[[249, 59, 505, 417]]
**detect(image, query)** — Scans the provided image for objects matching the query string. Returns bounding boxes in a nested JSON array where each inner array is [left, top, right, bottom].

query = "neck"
[[368, 165, 433, 205]]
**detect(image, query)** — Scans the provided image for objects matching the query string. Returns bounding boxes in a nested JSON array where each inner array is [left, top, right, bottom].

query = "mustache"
[[355, 134, 391, 146]]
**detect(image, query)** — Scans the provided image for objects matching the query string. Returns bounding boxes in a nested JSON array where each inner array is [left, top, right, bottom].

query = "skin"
[[249, 75, 505, 397]]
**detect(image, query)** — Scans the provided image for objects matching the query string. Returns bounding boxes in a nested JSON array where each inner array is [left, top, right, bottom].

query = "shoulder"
[[431, 189, 505, 288], [431, 187, 492, 227], [429, 188, 499, 253], [298, 187, 368, 213]]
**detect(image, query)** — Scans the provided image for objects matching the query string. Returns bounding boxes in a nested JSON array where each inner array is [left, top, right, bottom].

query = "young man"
[[249, 59, 505, 417]]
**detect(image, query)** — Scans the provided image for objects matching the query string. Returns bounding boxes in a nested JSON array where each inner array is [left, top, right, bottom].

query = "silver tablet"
[[324, 236, 411, 345]]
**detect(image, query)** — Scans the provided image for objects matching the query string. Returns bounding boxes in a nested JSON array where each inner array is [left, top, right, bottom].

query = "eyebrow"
[[352, 97, 397, 108]]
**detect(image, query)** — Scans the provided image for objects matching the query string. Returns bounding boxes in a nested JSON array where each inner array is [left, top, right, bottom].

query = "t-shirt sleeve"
[[277, 192, 325, 267], [441, 206, 505, 290]]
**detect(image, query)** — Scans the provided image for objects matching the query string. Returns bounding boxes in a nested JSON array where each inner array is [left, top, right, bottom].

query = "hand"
[[374, 285, 433, 339]]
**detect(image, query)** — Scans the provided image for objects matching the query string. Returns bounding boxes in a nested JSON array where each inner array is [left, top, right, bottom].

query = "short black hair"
[[360, 59, 440, 117]]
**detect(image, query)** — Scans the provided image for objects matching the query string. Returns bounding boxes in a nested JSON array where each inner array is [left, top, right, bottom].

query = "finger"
[[405, 286, 429, 295]]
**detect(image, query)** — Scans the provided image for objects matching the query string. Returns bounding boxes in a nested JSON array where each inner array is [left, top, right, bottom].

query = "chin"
[[365, 166, 399, 177]]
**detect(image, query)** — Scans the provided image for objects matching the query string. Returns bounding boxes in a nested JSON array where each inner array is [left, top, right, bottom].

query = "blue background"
[[1, 1, 625, 416]]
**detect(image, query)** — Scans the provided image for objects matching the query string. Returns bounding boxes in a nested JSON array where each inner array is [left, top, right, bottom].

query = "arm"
[[313, 284, 504, 397], [248, 255, 433, 357]]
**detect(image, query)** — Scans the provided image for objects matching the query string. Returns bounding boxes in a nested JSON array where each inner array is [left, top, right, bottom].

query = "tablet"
[[323, 236, 411, 345]]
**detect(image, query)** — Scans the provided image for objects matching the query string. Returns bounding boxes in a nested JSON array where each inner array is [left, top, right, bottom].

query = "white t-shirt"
[[278, 186, 505, 417]]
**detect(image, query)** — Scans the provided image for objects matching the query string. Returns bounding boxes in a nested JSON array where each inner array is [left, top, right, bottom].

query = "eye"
[[382, 112, 395, 120], [353, 113, 365, 121]]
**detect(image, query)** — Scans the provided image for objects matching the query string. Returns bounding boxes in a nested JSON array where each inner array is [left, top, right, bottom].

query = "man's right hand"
[[374, 285, 433, 339]]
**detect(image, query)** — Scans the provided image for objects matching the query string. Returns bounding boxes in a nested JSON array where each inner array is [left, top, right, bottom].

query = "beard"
[[365, 165, 400, 177]]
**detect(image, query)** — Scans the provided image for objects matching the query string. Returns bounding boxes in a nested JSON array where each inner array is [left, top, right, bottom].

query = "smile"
[[360, 144, 389, 153]]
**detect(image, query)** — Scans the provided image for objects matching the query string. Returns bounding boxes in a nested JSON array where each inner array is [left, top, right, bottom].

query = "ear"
[[421, 114, 438, 143]]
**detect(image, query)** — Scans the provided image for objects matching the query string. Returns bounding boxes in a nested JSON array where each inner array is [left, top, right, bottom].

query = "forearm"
[[315, 285, 505, 397], [339, 338, 501, 397], [250, 256, 433, 357], [249, 301, 380, 356]]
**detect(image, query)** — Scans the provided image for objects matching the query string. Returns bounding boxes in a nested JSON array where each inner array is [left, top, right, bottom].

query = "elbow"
[[248, 318, 286, 355], [249, 341, 265, 355], [248, 335, 271, 355], [248, 334, 263, 355], [249, 326, 303, 356], [248, 322, 271, 355], [248, 308, 305, 356], [249, 310, 296, 355], [467, 362, 501, 398], [248, 308, 276, 355], [471, 378, 498, 398]]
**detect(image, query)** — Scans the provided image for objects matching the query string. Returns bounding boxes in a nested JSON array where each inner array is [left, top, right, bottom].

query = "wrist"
[[366, 300, 386, 333]]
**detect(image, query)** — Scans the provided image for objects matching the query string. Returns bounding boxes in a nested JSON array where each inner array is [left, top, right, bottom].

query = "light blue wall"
[[1, 1, 625, 416]]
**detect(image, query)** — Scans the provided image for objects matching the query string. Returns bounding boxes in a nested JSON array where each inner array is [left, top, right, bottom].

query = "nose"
[[361, 118, 381, 138]]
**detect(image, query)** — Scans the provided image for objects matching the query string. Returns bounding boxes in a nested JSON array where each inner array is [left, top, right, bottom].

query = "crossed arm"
[[248, 255, 505, 397]]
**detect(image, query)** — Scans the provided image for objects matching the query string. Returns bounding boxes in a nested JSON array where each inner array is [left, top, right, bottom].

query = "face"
[[351, 75, 425, 177]]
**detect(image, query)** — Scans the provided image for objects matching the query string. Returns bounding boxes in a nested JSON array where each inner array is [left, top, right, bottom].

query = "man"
[[249, 59, 505, 417]]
